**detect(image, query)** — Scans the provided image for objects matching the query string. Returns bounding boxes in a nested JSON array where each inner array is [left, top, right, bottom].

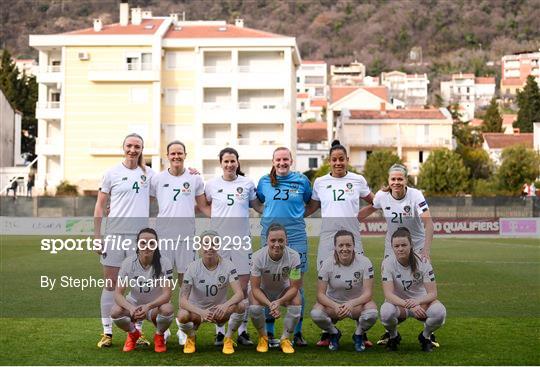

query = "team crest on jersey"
[[218, 275, 226, 284], [281, 266, 290, 277], [346, 183, 353, 190], [181, 181, 192, 195], [354, 271, 361, 279], [404, 205, 411, 214], [236, 187, 243, 194], [413, 272, 421, 280], [140, 175, 147, 182], [183, 182, 190, 189]]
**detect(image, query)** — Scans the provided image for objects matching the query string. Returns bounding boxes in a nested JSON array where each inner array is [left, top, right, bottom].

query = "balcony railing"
[[237, 66, 285, 73], [202, 138, 230, 146], [45, 65, 62, 73], [237, 138, 282, 146], [88, 63, 159, 82], [203, 65, 232, 73], [238, 102, 284, 110], [37, 101, 61, 109]]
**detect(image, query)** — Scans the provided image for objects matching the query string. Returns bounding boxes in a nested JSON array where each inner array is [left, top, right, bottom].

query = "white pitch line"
[[436, 238, 540, 249], [435, 259, 540, 264]]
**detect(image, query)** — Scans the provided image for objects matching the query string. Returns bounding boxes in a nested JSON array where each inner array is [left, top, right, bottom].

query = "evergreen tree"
[[515, 75, 540, 133], [417, 149, 470, 196], [497, 145, 540, 194], [362, 150, 403, 191], [482, 97, 503, 133]]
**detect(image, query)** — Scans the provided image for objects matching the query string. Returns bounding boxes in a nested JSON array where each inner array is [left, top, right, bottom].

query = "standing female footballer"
[[177, 231, 245, 354], [249, 223, 302, 354], [380, 227, 446, 352], [204, 147, 262, 346], [94, 133, 154, 348], [111, 228, 175, 353], [305, 140, 374, 347], [311, 230, 378, 352], [359, 163, 433, 261], [150, 140, 209, 344], [256, 147, 312, 346]]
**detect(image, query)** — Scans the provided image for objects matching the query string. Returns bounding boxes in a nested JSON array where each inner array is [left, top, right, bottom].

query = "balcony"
[[352, 137, 397, 148], [237, 102, 289, 123], [37, 65, 62, 84], [88, 63, 159, 82], [201, 65, 235, 86], [401, 137, 452, 148], [36, 101, 62, 120], [90, 139, 159, 156], [237, 66, 288, 88], [236, 138, 284, 158], [201, 103, 234, 123], [36, 137, 62, 156]]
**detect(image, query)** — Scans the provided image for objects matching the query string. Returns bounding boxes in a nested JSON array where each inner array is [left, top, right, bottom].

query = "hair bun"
[[331, 140, 341, 147]]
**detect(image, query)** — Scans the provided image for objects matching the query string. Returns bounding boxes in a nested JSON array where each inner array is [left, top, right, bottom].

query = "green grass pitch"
[[0, 235, 539, 365]]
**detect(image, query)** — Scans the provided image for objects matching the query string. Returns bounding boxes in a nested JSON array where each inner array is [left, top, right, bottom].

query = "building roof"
[[297, 122, 327, 143], [452, 73, 475, 79], [302, 60, 326, 64], [311, 99, 327, 107], [362, 86, 388, 101], [501, 78, 525, 86], [330, 86, 359, 103], [297, 93, 309, 99], [64, 19, 165, 35], [483, 133, 533, 149], [349, 109, 447, 120], [475, 77, 495, 84], [164, 24, 284, 39]]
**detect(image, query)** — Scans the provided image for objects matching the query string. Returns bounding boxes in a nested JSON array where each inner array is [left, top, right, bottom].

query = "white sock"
[[380, 302, 400, 338], [282, 306, 301, 340], [135, 320, 143, 332], [215, 323, 226, 335], [310, 308, 338, 334], [225, 313, 244, 338], [356, 308, 378, 335], [112, 316, 135, 333], [249, 305, 267, 336], [156, 314, 174, 335], [179, 321, 195, 337], [238, 306, 249, 335], [100, 289, 115, 335], [423, 302, 446, 338]]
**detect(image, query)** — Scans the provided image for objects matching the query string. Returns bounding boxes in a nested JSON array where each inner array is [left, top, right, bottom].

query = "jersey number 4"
[[273, 188, 289, 201], [132, 182, 140, 193]]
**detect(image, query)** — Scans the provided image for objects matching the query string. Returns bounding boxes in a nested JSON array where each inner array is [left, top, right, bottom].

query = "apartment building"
[[337, 106, 453, 178], [296, 122, 328, 172], [501, 49, 540, 95], [440, 73, 495, 121], [330, 60, 365, 86], [482, 133, 533, 166], [296, 60, 327, 121], [13, 58, 38, 77], [29, 4, 300, 191], [380, 71, 429, 107]]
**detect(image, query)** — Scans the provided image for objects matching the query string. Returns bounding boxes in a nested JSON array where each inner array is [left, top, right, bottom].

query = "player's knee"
[[159, 303, 174, 317], [427, 302, 446, 326], [110, 305, 124, 319], [177, 310, 191, 324], [236, 301, 246, 314], [361, 308, 378, 324], [249, 305, 265, 318], [287, 305, 302, 319], [380, 302, 398, 324], [310, 308, 328, 321]]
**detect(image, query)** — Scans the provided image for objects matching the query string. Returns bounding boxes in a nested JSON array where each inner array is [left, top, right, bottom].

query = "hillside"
[[2, 0, 540, 94]]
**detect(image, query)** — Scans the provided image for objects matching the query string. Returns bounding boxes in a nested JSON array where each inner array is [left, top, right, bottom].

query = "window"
[[305, 76, 324, 84], [314, 87, 324, 96], [297, 77, 300, 83], [419, 150, 424, 163], [308, 157, 318, 169], [166, 51, 195, 70], [166, 89, 194, 106]]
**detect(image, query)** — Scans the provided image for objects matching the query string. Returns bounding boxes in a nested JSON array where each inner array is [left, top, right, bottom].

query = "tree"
[[515, 75, 540, 133], [496, 145, 540, 194], [311, 162, 358, 183], [456, 145, 493, 181], [362, 150, 403, 191], [482, 97, 504, 133], [417, 149, 470, 196], [453, 120, 484, 148]]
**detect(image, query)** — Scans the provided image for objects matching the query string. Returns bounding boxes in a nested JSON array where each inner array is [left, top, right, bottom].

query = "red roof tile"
[[501, 78, 525, 86], [475, 77, 495, 84], [164, 25, 284, 39], [311, 99, 327, 107], [362, 86, 388, 101], [297, 122, 327, 143], [483, 133, 533, 149], [297, 93, 309, 99], [65, 19, 165, 35], [349, 109, 447, 120], [330, 86, 359, 103]]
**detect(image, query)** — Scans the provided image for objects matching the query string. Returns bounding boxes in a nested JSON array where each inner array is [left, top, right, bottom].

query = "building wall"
[[0, 91, 15, 167]]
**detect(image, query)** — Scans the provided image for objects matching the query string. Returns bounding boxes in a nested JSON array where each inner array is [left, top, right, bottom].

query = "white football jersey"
[[150, 169, 204, 238], [119, 255, 174, 305], [373, 187, 429, 253], [381, 256, 435, 300], [100, 163, 154, 234], [183, 257, 239, 309], [204, 175, 257, 237], [318, 255, 374, 303], [251, 246, 301, 295]]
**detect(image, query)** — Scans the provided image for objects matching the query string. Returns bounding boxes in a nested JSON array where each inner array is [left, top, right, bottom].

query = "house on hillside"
[[296, 122, 328, 172], [380, 71, 429, 107], [296, 60, 327, 122], [30, 3, 300, 190], [338, 106, 453, 180], [482, 133, 534, 166], [501, 49, 540, 96], [330, 61, 365, 86]]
